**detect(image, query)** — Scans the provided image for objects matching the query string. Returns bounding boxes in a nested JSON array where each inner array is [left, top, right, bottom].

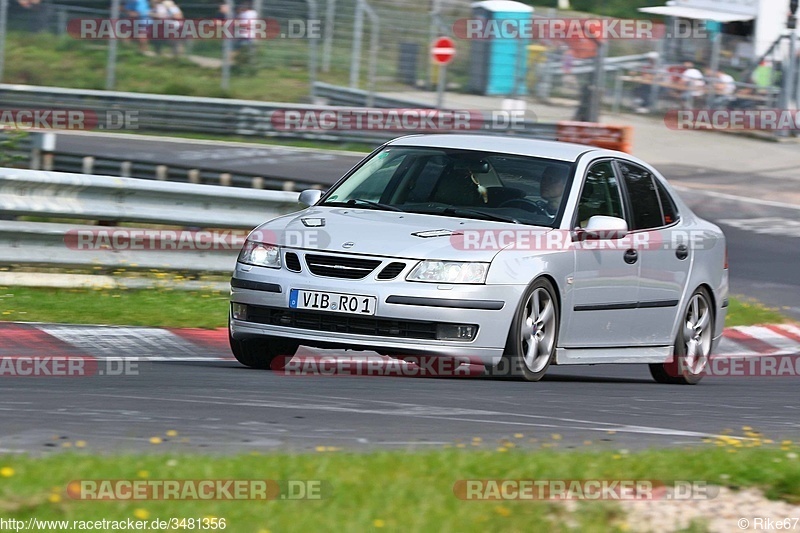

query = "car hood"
[[251, 207, 552, 262]]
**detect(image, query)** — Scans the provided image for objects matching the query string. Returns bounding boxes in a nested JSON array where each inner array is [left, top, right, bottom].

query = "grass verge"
[[0, 287, 792, 329], [0, 286, 228, 329], [0, 445, 798, 532], [724, 296, 792, 327]]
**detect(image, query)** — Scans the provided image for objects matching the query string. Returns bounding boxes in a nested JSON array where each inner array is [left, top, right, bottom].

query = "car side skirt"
[[555, 345, 672, 365]]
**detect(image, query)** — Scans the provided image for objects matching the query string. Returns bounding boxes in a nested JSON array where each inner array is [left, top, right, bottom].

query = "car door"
[[615, 159, 691, 346], [562, 160, 640, 348]]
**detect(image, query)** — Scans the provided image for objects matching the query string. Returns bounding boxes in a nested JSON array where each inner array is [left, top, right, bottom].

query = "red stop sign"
[[431, 36, 456, 65]]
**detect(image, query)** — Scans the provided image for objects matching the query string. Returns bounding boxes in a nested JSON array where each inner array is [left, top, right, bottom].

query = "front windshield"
[[321, 146, 573, 227]]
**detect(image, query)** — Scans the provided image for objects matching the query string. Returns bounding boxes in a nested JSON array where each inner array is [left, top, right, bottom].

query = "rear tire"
[[650, 287, 713, 385], [229, 333, 299, 370]]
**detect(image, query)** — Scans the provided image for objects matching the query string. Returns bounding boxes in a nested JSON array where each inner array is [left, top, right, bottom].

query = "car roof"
[[386, 134, 599, 163]]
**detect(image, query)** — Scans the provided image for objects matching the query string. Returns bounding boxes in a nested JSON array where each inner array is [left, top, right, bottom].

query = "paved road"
[[54, 132, 363, 185], [2, 359, 799, 455]]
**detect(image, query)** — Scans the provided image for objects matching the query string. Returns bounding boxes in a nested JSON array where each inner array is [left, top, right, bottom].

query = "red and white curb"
[[0, 322, 798, 362]]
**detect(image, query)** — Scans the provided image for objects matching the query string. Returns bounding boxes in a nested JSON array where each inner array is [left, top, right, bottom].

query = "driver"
[[539, 165, 568, 216]]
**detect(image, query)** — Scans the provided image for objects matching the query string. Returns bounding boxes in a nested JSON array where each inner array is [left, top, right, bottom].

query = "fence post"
[[349, 0, 364, 88], [322, 0, 335, 73], [31, 133, 56, 171], [106, 0, 120, 90], [221, 0, 234, 91], [0, 0, 7, 83], [82, 157, 95, 174], [362, 0, 379, 106], [307, 0, 319, 101]]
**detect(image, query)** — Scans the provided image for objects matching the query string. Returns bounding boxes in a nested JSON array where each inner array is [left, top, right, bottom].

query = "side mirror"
[[577, 215, 628, 240], [298, 189, 322, 207]]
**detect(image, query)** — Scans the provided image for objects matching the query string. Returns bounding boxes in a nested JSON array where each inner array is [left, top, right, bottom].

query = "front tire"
[[492, 278, 560, 382], [650, 287, 714, 385], [229, 333, 299, 370]]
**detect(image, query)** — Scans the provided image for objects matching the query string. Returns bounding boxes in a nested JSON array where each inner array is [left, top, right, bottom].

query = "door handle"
[[623, 248, 638, 264], [675, 244, 689, 260]]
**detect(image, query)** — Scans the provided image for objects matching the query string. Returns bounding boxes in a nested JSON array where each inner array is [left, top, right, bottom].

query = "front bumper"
[[229, 261, 526, 366]]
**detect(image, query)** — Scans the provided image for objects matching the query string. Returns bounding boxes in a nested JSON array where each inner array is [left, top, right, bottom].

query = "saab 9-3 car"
[[229, 135, 728, 384]]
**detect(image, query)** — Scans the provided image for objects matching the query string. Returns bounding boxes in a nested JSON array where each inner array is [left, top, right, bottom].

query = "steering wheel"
[[497, 198, 550, 216]]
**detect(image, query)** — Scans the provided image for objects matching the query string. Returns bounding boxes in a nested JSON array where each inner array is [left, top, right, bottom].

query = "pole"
[[788, 27, 798, 107], [321, 0, 335, 73], [588, 39, 606, 122], [780, 16, 797, 136], [362, 0, 378, 107], [0, 0, 8, 83], [437, 64, 446, 108], [307, 0, 319, 100], [105, 0, 121, 90], [349, 0, 364, 88], [428, 0, 441, 90], [221, 0, 234, 91], [648, 38, 664, 112]]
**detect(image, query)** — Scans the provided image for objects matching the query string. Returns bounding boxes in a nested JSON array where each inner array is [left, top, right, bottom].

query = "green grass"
[[724, 295, 791, 328], [0, 445, 798, 532], [0, 287, 791, 329], [0, 286, 228, 328], [4, 30, 415, 102], [5, 32, 328, 102]]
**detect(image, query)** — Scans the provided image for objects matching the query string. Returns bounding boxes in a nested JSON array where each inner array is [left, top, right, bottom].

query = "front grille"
[[376, 262, 406, 280], [305, 254, 381, 279], [285, 252, 302, 272], [245, 305, 440, 340]]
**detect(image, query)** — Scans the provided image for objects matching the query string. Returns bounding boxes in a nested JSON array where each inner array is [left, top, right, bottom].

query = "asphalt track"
[[2, 359, 799, 455], [2, 132, 796, 455]]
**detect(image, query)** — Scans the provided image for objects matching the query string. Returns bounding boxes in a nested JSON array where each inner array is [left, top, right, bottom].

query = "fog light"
[[436, 324, 477, 341], [232, 303, 248, 320]]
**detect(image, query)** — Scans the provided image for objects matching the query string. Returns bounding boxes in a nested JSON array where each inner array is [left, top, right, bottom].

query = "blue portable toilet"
[[468, 0, 533, 96]]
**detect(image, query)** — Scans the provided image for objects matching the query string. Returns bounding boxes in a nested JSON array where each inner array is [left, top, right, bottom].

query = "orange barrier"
[[556, 121, 633, 153]]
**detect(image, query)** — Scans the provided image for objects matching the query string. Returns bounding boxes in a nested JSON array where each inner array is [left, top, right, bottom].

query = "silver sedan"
[[229, 135, 728, 384]]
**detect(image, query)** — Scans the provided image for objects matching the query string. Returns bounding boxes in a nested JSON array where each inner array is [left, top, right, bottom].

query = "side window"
[[654, 178, 679, 225], [617, 161, 664, 230], [575, 161, 624, 228]]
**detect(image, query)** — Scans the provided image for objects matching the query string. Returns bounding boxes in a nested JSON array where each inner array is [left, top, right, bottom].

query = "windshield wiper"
[[440, 207, 519, 224], [321, 199, 404, 212]]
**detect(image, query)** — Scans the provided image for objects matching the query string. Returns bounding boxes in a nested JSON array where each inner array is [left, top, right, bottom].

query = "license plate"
[[289, 289, 377, 315]]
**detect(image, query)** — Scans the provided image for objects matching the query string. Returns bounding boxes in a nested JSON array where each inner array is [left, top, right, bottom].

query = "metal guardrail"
[[0, 221, 237, 273], [0, 168, 299, 227], [0, 168, 301, 273], [538, 53, 656, 77], [313, 82, 562, 139], [0, 83, 562, 145]]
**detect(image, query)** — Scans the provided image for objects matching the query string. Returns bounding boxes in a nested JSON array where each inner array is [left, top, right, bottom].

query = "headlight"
[[407, 261, 489, 284], [238, 240, 281, 269]]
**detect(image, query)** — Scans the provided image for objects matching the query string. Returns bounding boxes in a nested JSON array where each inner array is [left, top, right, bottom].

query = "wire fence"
[[3, 0, 794, 118]]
